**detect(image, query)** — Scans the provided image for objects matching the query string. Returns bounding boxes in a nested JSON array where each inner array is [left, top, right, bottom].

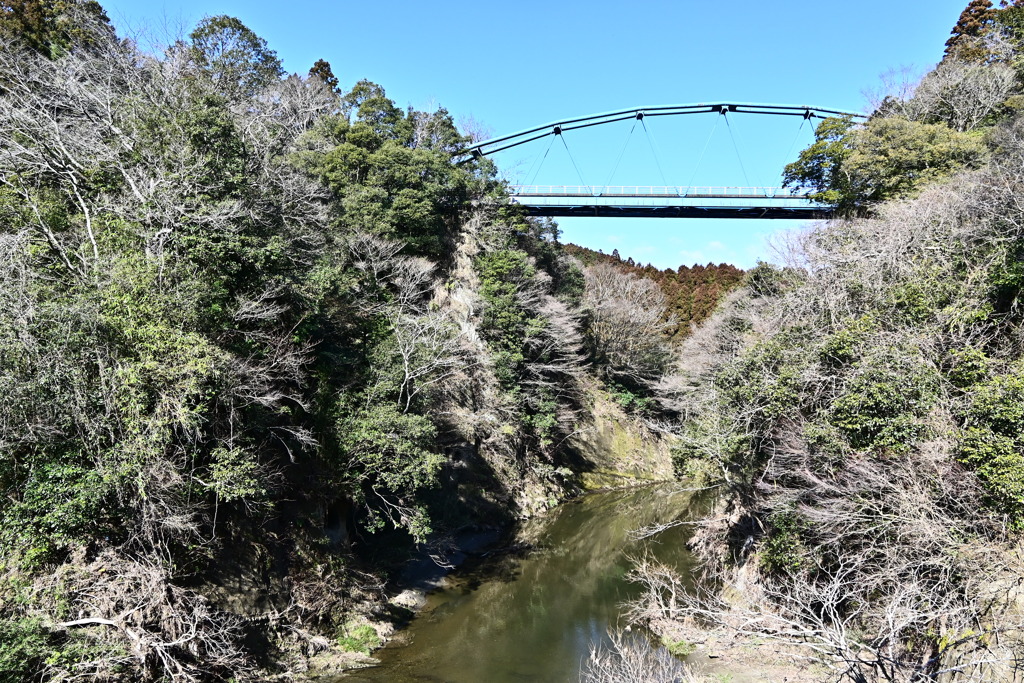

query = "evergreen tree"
[[189, 15, 284, 99], [945, 0, 996, 59], [0, 0, 110, 57], [309, 57, 340, 93]]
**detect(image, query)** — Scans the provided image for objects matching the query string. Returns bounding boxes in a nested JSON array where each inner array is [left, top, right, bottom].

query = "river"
[[343, 484, 709, 682]]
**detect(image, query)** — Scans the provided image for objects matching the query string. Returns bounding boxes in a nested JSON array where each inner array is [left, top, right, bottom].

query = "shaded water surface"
[[346, 484, 707, 683]]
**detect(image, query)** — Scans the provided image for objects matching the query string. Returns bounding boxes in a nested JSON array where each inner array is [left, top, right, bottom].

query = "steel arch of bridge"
[[461, 102, 867, 159], [459, 103, 866, 219]]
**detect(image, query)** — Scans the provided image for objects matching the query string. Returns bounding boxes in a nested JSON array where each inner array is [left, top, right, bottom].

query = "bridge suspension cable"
[[687, 112, 720, 189], [558, 132, 590, 194], [460, 102, 867, 219], [524, 133, 555, 186], [459, 102, 867, 160], [722, 109, 752, 188], [602, 117, 638, 188], [639, 114, 669, 187], [778, 114, 812, 179]]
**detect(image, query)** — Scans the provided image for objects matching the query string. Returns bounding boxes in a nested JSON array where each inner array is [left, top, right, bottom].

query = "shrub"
[[660, 636, 696, 657], [784, 115, 987, 213], [944, 347, 990, 389], [817, 317, 874, 368], [337, 622, 381, 654], [957, 368, 1024, 525], [827, 350, 937, 453], [759, 510, 808, 575], [0, 618, 50, 683], [744, 261, 798, 299], [717, 334, 807, 429], [606, 379, 654, 415]]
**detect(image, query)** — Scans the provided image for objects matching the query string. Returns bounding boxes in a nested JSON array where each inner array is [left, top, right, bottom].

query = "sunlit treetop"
[[0, 0, 110, 57], [309, 58, 340, 94], [189, 14, 285, 100]]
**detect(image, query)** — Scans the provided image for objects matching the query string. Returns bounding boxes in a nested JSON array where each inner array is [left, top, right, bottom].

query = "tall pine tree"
[[309, 58, 340, 94], [945, 0, 996, 59]]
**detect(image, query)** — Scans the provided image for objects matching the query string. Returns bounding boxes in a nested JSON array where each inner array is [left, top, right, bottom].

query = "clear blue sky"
[[102, 0, 970, 269]]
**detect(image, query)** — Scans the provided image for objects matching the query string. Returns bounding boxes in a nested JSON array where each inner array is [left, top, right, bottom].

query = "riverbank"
[[327, 485, 704, 682]]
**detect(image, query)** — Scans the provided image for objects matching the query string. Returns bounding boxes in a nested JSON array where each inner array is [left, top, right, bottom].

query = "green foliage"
[[818, 317, 874, 368], [471, 238, 579, 451], [996, 3, 1024, 78], [784, 116, 987, 213], [0, 617, 50, 683], [0, 0, 111, 58], [177, 95, 249, 201], [554, 260, 586, 305], [0, 6, 590, 678], [945, 347, 990, 388], [957, 368, 1024, 525], [802, 420, 851, 460], [661, 16, 1024, 672], [717, 334, 806, 429], [958, 428, 1024, 525], [606, 379, 655, 414], [345, 80, 407, 138], [660, 636, 696, 657], [888, 272, 954, 323], [337, 401, 441, 493], [828, 351, 937, 453], [336, 622, 381, 654], [988, 242, 1024, 314], [336, 399, 441, 540], [189, 15, 284, 99], [475, 249, 541, 380], [1, 461, 109, 566], [783, 116, 858, 210], [298, 87, 479, 258], [209, 447, 265, 502], [847, 117, 987, 199], [675, 454, 722, 488], [522, 389, 561, 447], [744, 261, 797, 299], [524, 219, 587, 306], [963, 368, 1024, 433], [760, 510, 808, 574], [0, 618, 125, 683], [671, 408, 749, 486]]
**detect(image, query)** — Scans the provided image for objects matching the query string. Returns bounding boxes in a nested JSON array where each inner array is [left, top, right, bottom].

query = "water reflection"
[[345, 484, 708, 683]]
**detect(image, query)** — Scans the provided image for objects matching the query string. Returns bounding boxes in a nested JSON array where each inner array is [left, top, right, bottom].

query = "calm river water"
[[344, 484, 708, 682]]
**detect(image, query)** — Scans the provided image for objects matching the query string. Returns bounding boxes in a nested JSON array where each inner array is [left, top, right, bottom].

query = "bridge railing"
[[510, 184, 811, 199]]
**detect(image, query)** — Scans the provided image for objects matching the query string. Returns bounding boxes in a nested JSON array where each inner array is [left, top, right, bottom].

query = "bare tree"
[[44, 550, 255, 682], [862, 65, 924, 116], [583, 262, 673, 383], [456, 114, 494, 144], [580, 629, 702, 683], [907, 57, 1016, 132], [388, 307, 467, 413]]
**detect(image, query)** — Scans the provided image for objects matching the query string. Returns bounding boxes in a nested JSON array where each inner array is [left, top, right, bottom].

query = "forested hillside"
[[562, 244, 744, 342], [0, 3, 748, 680], [628, 1, 1024, 680]]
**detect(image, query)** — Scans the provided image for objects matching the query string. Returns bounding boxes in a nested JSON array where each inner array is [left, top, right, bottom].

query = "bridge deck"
[[509, 185, 833, 219]]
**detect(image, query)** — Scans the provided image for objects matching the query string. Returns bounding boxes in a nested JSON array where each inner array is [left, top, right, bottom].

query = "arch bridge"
[[460, 103, 866, 219]]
